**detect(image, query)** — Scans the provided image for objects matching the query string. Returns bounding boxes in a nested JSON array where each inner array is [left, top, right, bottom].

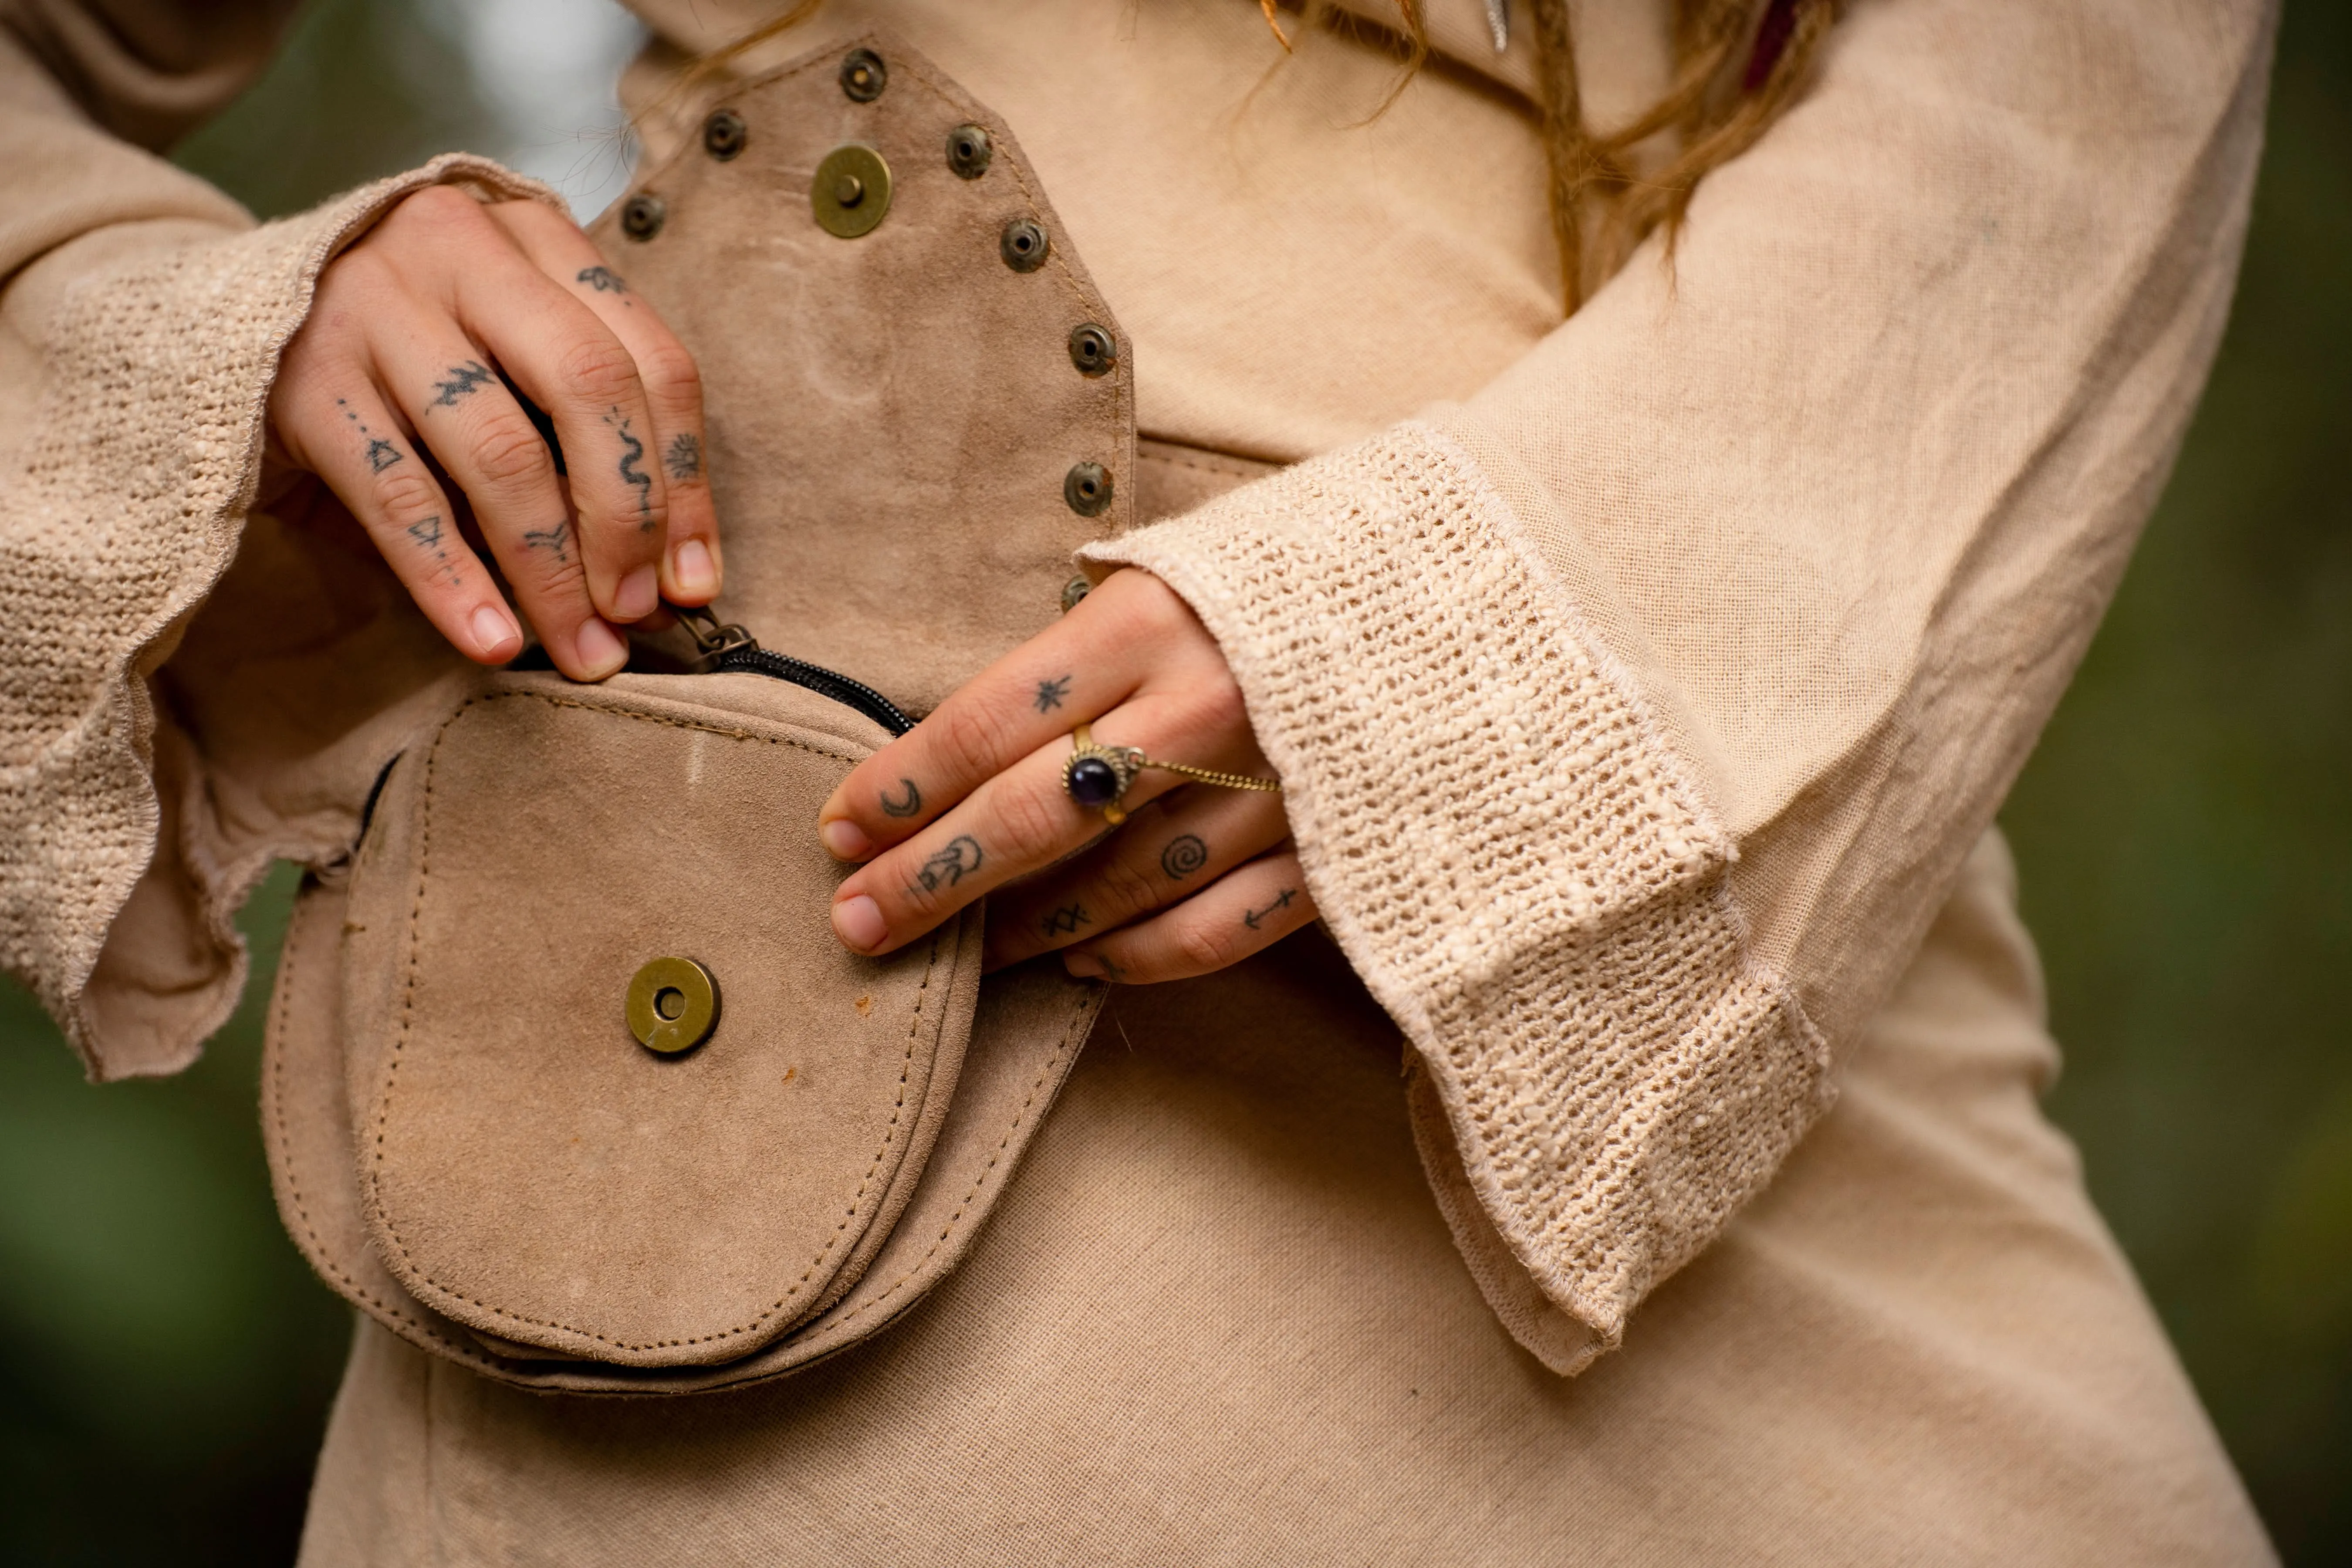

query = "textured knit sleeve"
[[0, 12, 552, 1081], [1083, 0, 2276, 1372]]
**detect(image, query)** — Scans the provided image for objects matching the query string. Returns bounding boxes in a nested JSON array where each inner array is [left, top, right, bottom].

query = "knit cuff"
[[0, 154, 559, 1081], [1080, 421, 1835, 1370]]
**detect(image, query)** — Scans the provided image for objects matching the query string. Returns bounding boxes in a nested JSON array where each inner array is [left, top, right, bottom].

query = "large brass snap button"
[[703, 108, 747, 160], [1064, 462, 1113, 517], [620, 193, 665, 242], [1068, 324, 1116, 377], [1060, 575, 1093, 613], [1000, 217, 1049, 273], [813, 144, 892, 239], [946, 123, 993, 179], [840, 47, 886, 102], [627, 956, 720, 1056]]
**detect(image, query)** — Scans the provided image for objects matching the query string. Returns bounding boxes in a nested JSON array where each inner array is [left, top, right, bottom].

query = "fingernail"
[[819, 818, 872, 859], [615, 564, 660, 622], [469, 603, 521, 660], [671, 538, 716, 598], [1061, 951, 1106, 979], [573, 618, 627, 679], [831, 895, 887, 953]]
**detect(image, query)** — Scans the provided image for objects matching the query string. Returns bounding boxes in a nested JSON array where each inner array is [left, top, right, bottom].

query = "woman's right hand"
[[265, 184, 721, 680]]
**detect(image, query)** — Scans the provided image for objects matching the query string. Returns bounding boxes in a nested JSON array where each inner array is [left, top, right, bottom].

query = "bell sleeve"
[[0, 7, 550, 1081], [1082, 0, 2277, 1371]]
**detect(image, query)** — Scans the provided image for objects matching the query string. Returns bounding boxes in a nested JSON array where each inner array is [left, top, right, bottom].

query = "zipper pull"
[[673, 603, 760, 671]]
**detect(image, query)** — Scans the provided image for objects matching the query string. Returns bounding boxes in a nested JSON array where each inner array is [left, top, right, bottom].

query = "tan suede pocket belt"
[[262, 29, 1135, 1394], [262, 668, 1105, 1395]]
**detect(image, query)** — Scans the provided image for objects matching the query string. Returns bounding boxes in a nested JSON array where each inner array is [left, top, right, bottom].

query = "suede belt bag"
[[263, 30, 1133, 1395], [262, 642, 1106, 1396]]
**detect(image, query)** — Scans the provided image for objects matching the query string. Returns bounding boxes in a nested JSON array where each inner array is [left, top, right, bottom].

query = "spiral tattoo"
[[1159, 834, 1209, 880]]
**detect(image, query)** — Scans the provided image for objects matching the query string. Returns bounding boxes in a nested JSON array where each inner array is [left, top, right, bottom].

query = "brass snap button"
[[627, 956, 720, 1056], [946, 123, 993, 179], [1068, 324, 1116, 377], [1000, 217, 1049, 273], [1064, 462, 1113, 517], [702, 108, 747, 161], [813, 144, 892, 238], [840, 47, 886, 102], [620, 193, 665, 242], [1061, 575, 1093, 613]]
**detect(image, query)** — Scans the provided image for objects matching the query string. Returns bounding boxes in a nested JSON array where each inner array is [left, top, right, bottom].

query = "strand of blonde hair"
[[679, 0, 1835, 317]]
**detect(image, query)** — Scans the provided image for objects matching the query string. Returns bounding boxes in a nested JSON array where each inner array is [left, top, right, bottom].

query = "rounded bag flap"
[[585, 31, 1134, 716], [340, 674, 980, 1367]]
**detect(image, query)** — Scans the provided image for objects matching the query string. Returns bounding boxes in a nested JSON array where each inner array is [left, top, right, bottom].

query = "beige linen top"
[[0, 0, 2275, 1370]]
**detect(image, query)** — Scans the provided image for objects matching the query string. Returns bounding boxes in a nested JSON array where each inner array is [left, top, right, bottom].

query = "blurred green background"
[[2, 0, 2346, 1561]]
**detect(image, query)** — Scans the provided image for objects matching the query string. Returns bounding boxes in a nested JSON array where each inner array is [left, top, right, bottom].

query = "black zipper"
[[711, 645, 914, 737]]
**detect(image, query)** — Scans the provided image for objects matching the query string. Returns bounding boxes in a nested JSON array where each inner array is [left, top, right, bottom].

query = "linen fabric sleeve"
[[0, 5, 552, 1082], [1083, 0, 2276, 1372]]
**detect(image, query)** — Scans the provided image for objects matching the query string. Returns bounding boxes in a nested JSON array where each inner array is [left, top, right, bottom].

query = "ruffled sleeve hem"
[[0, 154, 556, 1081], [1081, 420, 1833, 1365]]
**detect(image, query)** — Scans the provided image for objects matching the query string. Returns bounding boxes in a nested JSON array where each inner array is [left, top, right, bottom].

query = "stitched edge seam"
[[263, 882, 503, 1373], [789, 981, 1100, 1340], [362, 688, 956, 1355]]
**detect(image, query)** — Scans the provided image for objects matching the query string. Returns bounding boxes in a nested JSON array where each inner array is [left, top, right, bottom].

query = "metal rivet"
[[840, 47, 886, 102], [702, 108, 747, 160], [812, 144, 892, 239], [1064, 462, 1113, 518], [1068, 324, 1116, 377], [627, 956, 720, 1055], [946, 123, 993, 179], [1060, 575, 1093, 613], [620, 193, 665, 242], [1000, 217, 1049, 273]]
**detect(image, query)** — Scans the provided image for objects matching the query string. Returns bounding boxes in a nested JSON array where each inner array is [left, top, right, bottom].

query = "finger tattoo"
[[1241, 889, 1298, 930], [916, 835, 983, 892], [879, 778, 922, 817], [1159, 834, 1209, 880], [1042, 903, 1092, 936], [428, 360, 496, 409], [610, 410, 653, 524], [664, 432, 702, 481], [520, 520, 571, 562], [577, 265, 629, 295], [335, 399, 406, 473], [405, 514, 461, 585], [1034, 674, 1072, 713]]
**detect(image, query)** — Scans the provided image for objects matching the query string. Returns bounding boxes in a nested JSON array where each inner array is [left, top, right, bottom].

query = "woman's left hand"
[[815, 569, 1317, 983]]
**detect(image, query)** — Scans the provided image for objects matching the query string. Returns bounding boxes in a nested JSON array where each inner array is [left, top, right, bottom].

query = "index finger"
[[815, 592, 1156, 860]]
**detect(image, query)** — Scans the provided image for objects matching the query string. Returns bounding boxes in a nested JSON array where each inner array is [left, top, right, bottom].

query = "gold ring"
[[1061, 722, 1281, 828]]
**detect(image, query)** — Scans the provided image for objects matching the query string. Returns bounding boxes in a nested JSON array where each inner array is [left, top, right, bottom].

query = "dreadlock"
[[681, 0, 1836, 316], [1529, 0, 1838, 311]]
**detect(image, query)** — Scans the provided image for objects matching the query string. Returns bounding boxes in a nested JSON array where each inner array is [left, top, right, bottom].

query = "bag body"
[[266, 669, 1103, 1393], [262, 31, 1127, 1393]]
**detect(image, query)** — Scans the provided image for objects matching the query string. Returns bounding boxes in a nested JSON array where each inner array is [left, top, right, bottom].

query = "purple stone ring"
[[1061, 722, 1283, 829], [1061, 724, 1148, 826]]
